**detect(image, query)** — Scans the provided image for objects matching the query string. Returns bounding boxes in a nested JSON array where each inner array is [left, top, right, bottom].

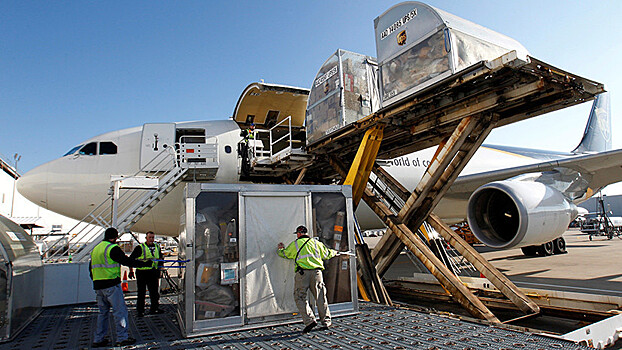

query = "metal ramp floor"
[[2, 300, 588, 350]]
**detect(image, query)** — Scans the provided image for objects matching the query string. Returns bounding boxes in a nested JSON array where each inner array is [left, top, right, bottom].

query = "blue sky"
[[2, 1, 621, 174]]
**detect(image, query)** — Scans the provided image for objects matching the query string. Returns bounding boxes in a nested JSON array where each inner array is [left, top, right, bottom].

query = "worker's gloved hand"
[[128, 270, 135, 279], [337, 251, 355, 256], [277, 242, 285, 249]]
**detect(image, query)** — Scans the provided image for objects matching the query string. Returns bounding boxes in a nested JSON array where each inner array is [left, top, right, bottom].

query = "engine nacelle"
[[467, 181, 578, 249]]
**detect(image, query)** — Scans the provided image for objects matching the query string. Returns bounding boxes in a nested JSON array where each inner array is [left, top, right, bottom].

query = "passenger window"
[[79, 142, 97, 156], [99, 142, 118, 155]]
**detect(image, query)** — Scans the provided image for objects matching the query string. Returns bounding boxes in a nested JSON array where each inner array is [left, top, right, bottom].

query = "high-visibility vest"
[[278, 237, 336, 271], [91, 241, 121, 281], [137, 243, 160, 270]]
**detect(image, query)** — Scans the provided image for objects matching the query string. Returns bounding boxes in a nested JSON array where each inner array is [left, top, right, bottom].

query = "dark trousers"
[[136, 269, 160, 314]]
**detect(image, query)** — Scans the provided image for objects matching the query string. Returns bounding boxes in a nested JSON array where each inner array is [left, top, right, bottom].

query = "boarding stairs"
[[43, 142, 218, 263], [246, 116, 314, 177]]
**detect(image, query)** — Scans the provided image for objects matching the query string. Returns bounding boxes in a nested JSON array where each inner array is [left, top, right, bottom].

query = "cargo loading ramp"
[[303, 51, 604, 322], [305, 52, 604, 176]]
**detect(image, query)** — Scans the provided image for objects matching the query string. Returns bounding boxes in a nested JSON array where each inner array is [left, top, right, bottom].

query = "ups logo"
[[397, 30, 407, 46]]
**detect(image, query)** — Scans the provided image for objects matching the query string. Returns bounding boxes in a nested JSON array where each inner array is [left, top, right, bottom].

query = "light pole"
[[10, 153, 20, 217]]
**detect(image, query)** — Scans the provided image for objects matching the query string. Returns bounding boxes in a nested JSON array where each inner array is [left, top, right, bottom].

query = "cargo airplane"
[[16, 86, 621, 257]]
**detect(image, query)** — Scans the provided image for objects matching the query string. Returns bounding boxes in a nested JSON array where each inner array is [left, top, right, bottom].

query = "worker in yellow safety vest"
[[128, 231, 163, 317], [90, 227, 152, 348], [277, 225, 337, 333]]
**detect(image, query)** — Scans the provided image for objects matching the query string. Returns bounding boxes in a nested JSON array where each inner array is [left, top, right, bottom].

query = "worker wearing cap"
[[277, 225, 337, 333], [128, 231, 163, 317], [90, 227, 152, 348]]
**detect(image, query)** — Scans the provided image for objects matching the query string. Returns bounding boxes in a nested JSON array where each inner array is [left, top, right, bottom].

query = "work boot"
[[91, 339, 109, 348], [302, 321, 317, 333], [116, 337, 136, 346]]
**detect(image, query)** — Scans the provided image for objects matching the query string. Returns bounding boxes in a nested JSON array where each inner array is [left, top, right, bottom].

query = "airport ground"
[[375, 228, 622, 348], [381, 228, 622, 298], [4, 228, 620, 349]]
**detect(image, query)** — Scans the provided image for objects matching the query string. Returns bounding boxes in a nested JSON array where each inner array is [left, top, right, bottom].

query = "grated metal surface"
[[0, 300, 588, 349]]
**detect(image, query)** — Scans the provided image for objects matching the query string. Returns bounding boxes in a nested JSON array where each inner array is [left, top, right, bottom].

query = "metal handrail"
[[44, 147, 177, 261], [269, 116, 293, 161], [250, 130, 271, 158]]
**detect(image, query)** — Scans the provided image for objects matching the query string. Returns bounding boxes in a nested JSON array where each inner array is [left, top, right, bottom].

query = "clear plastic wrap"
[[380, 30, 449, 101], [193, 192, 239, 321], [306, 50, 379, 145]]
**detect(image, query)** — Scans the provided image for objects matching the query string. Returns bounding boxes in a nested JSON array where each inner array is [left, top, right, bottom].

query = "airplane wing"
[[447, 148, 622, 198]]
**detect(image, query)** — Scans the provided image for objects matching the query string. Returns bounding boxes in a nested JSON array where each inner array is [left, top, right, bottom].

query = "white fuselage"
[[17, 118, 551, 236]]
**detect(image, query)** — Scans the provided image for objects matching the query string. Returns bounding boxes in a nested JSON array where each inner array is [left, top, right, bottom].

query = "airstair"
[[43, 140, 218, 263]]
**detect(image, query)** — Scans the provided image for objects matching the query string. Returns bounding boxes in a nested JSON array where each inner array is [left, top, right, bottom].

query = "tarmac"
[[1, 228, 617, 349], [382, 228, 622, 298]]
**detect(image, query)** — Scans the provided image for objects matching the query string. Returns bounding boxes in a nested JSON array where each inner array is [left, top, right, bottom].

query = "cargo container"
[[178, 183, 357, 337], [375, 2, 530, 106], [306, 49, 380, 145], [0, 215, 43, 341]]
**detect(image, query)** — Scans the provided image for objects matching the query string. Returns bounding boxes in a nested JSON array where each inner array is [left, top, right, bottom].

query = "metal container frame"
[[0, 215, 43, 342], [374, 1, 530, 107], [305, 49, 380, 146], [178, 183, 358, 337]]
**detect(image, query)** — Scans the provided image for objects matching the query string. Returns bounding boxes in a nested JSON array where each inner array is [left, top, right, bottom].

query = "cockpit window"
[[78, 142, 97, 156], [63, 145, 83, 156], [99, 142, 117, 155]]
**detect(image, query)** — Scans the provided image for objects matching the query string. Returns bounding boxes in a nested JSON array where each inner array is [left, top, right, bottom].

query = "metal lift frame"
[[315, 52, 603, 323]]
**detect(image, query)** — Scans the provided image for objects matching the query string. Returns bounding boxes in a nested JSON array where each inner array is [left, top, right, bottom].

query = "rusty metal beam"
[[294, 167, 307, 185], [427, 213, 540, 315], [386, 221, 498, 322], [372, 115, 495, 274], [385, 280, 614, 323], [366, 139, 540, 316], [398, 116, 478, 224], [357, 185, 497, 321]]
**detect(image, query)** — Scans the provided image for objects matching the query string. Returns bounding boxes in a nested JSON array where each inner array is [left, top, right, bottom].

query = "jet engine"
[[467, 181, 578, 250]]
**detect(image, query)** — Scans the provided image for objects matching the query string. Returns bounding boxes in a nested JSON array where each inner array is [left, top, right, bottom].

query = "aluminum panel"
[[42, 263, 80, 307]]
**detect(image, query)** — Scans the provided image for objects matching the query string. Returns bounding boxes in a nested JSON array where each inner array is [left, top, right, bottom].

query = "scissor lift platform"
[[304, 53, 603, 181]]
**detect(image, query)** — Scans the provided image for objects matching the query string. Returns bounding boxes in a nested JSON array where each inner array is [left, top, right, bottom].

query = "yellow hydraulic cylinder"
[[344, 125, 384, 208]]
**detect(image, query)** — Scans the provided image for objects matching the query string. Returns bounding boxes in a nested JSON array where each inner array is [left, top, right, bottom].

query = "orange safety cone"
[[122, 271, 129, 292]]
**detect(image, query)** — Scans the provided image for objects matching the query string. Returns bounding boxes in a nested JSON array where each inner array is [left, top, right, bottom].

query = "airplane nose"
[[16, 163, 49, 209]]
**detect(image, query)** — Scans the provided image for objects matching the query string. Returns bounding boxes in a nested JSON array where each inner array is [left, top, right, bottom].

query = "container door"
[[140, 123, 176, 171], [242, 193, 310, 319]]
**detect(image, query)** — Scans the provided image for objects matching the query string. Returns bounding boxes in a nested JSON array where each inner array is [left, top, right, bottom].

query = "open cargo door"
[[233, 82, 309, 129]]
